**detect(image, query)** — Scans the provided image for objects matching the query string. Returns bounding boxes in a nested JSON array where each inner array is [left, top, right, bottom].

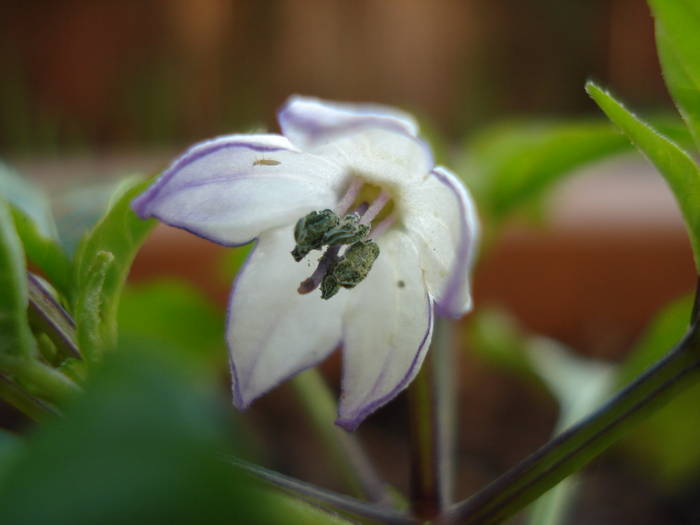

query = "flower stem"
[[291, 368, 388, 502], [443, 295, 700, 524], [408, 317, 454, 519]]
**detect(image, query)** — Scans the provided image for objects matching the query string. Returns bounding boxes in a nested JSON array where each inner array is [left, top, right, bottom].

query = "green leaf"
[[0, 200, 35, 358], [460, 119, 630, 226], [0, 340, 316, 525], [73, 250, 114, 360], [0, 430, 22, 484], [0, 163, 70, 294], [0, 162, 57, 240], [649, 0, 700, 148], [117, 281, 225, 373], [465, 310, 615, 525], [586, 81, 700, 273], [71, 177, 156, 359], [10, 209, 71, 296]]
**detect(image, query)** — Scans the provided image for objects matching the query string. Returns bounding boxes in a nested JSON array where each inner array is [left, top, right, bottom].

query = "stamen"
[[359, 190, 390, 226], [298, 245, 341, 294], [335, 178, 364, 216], [370, 213, 396, 239]]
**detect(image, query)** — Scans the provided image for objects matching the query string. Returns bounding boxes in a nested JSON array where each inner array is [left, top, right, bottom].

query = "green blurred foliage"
[[465, 309, 616, 525], [0, 342, 336, 525], [70, 178, 156, 359], [459, 119, 630, 231], [650, 0, 700, 150], [587, 81, 700, 273], [0, 200, 35, 359], [118, 280, 226, 375], [0, 163, 70, 293]]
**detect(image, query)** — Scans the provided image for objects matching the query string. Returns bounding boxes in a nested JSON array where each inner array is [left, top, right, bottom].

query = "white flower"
[[132, 96, 479, 430]]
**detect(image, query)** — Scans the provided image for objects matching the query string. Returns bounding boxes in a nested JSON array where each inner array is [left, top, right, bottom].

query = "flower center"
[[291, 178, 395, 299]]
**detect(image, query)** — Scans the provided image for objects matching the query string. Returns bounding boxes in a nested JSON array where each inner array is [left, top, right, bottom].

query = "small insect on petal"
[[253, 158, 281, 166]]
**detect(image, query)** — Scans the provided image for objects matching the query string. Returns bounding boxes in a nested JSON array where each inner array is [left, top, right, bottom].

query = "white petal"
[[278, 96, 419, 150], [403, 167, 479, 318], [132, 134, 341, 246], [228, 226, 349, 408], [308, 127, 434, 189], [336, 230, 434, 430]]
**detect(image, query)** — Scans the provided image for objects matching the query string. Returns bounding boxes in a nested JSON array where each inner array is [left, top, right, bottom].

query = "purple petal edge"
[[431, 167, 479, 319], [334, 294, 435, 432], [277, 97, 418, 142], [226, 240, 342, 410], [131, 136, 291, 220], [276, 99, 434, 168]]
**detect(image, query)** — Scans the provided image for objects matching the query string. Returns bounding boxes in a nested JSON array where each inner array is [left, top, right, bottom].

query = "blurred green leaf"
[[0, 200, 35, 359], [616, 294, 700, 487], [0, 340, 333, 525], [11, 209, 71, 296], [0, 162, 57, 240], [466, 309, 614, 525], [460, 119, 630, 227], [73, 250, 114, 360], [118, 281, 225, 373], [71, 178, 156, 359], [465, 309, 539, 383], [0, 430, 22, 484], [649, 0, 700, 149], [587, 81, 700, 273], [0, 163, 70, 293], [54, 179, 137, 255]]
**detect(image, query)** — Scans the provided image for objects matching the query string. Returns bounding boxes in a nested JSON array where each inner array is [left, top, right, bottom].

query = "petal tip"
[[130, 191, 153, 220], [334, 416, 361, 432]]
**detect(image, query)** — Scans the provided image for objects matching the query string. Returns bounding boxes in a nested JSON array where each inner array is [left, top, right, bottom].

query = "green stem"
[[443, 321, 700, 524], [0, 353, 81, 403], [0, 373, 56, 421], [227, 456, 416, 525], [408, 317, 454, 519], [291, 368, 388, 502]]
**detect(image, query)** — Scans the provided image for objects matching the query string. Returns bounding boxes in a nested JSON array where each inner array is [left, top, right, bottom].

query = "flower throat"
[[291, 179, 394, 299]]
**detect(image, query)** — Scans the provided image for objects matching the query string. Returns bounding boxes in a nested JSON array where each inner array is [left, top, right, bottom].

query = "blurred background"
[[2, 1, 699, 524]]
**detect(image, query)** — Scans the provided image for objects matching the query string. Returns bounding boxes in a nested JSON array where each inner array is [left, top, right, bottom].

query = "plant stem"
[[227, 456, 417, 525], [0, 353, 81, 403], [408, 317, 454, 519], [291, 368, 388, 502], [443, 321, 700, 524], [0, 373, 57, 421], [26, 273, 81, 361]]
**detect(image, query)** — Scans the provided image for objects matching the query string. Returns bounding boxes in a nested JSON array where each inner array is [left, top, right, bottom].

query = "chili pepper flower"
[[132, 96, 479, 430]]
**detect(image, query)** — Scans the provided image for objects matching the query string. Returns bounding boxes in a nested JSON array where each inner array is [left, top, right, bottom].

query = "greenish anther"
[[320, 273, 341, 300], [322, 213, 370, 246], [327, 240, 380, 298], [292, 209, 340, 262]]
